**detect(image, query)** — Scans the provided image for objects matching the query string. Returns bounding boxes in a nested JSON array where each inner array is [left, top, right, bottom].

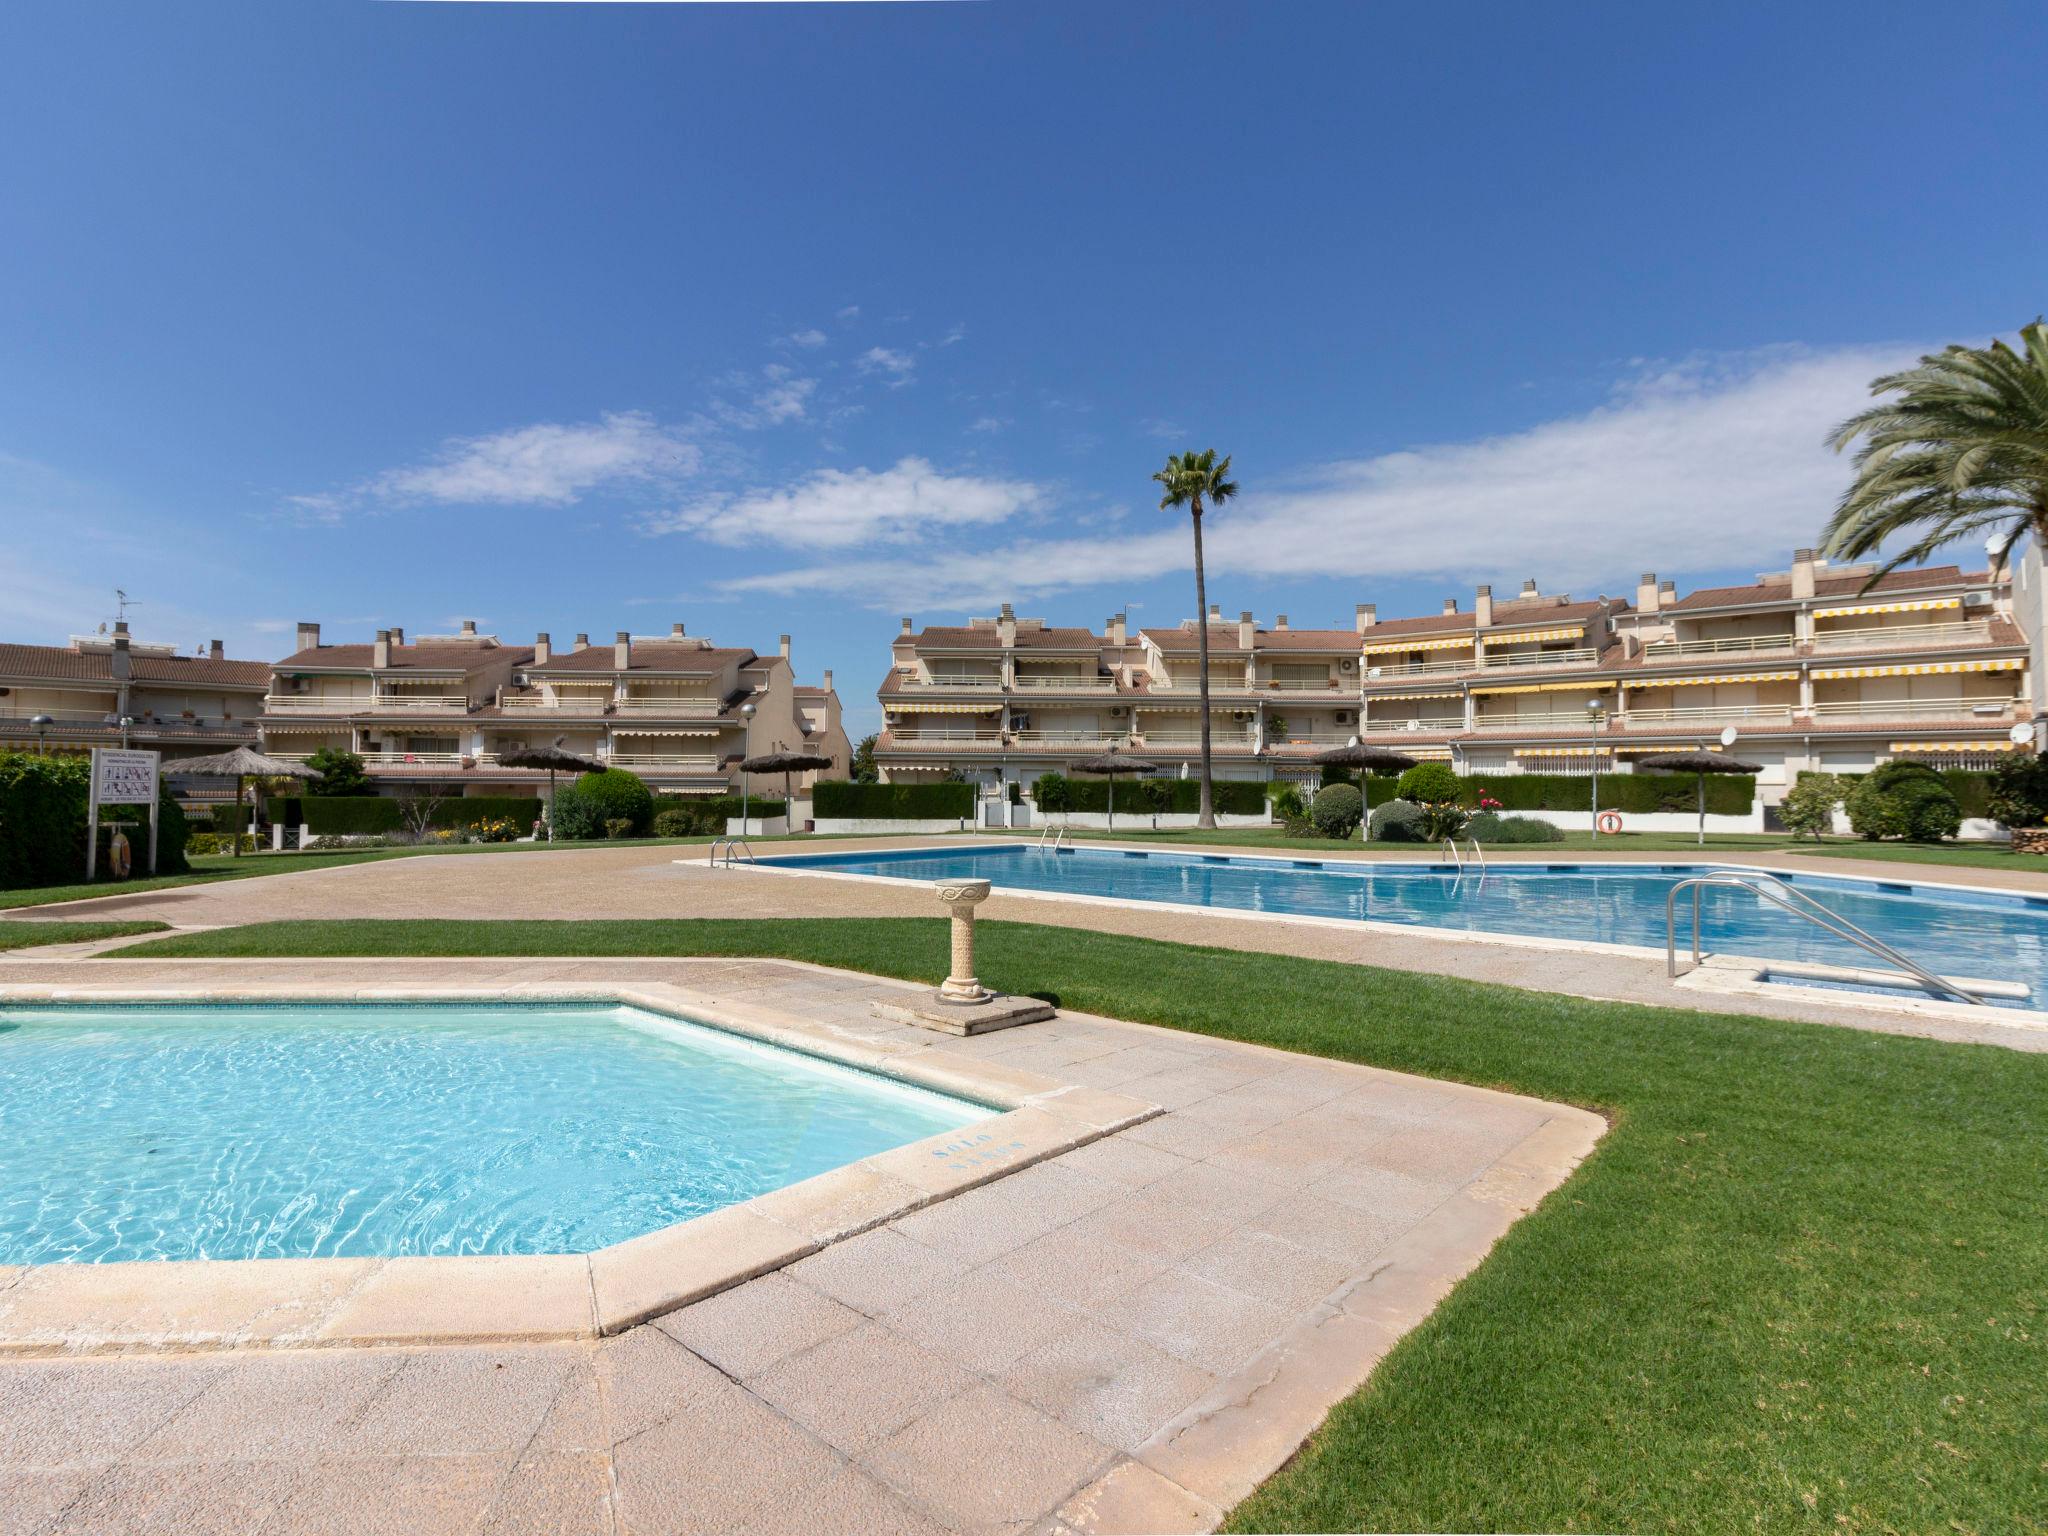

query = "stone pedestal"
[[867, 875, 1054, 1034], [935, 878, 994, 1004]]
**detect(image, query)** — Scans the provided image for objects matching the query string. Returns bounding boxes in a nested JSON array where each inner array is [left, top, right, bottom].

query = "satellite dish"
[[1719, 725, 1739, 748], [2009, 722, 2033, 746]]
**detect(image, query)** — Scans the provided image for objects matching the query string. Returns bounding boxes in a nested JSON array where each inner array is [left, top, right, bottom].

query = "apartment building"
[[874, 550, 2034, 813], [261, 621, 843, 797], [0, 624, 268, 764]]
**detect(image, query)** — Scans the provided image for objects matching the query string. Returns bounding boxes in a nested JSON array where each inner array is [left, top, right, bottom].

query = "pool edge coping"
[[0, 977, 1161, 1357]]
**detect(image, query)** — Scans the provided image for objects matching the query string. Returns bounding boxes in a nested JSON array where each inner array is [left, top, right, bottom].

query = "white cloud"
[[784, 328, 827, 348], [719, 344, 1925, 609], [640, 456, 1044, 552], [858, 346, 916, 386], [1141, 418, 1186, 440], [966, 415, 1008, 434], [836, 305, 862, 321], [939, 323, 967, 347], [362, 411, 700, 507]]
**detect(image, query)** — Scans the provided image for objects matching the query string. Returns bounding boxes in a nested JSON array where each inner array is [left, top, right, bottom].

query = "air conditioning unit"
[[1109, 705, 1127, 716], [1339, 659, 1356, 672], [1335, 710, 1352, 723], [1367, 665, 1382, 679], [1233, 710, 1253, 721]]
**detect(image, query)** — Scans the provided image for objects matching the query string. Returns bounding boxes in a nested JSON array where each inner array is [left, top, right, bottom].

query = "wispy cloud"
[[1141, 418, 1186, 440], [966, 415, 1008, 434], [355, 411, 701, 508], [783, 328, 827, 349], [835, 305, 862, 322], [716, 344, 1923, 609], [938, 323, 967, 347], [640, 456, 1044, 552], [858, 346, 916, 386]]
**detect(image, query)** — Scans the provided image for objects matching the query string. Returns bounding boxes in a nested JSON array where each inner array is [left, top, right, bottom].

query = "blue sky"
[[2, 0, 2042, 735]]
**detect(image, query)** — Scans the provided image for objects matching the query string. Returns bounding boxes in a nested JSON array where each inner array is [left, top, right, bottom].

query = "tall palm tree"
[[1153, 448, 1240, 828], [1823, 322, 2048, 578]]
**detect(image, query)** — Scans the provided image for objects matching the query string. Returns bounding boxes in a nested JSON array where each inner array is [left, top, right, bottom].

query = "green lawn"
[[113, 917, 2046, 1533], [0, 919, 167, 950]]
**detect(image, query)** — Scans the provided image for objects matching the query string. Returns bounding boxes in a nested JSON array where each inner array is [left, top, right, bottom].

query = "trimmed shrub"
[[575, 769, 654, 835], [300, 797, 400, 835], [1026, 777, 1266, 817], [1367, 798, 1427, 842], [548, 786, 606, 841], [303, 747, 372, 797], [1467, 810, 1565, 844], [1780, 774, 1845, 839], [815, 780, 975, 820], [187, 832, 261, 856], [1987, 756, 2048, 830], [1395, 762, 1461, 805], [1846, 761, 1962, 842], [603, 817, 634, 839], [209, 804, 249, 836], [1311, 782, 1363, 838], [1270, 783, 1307, 820]]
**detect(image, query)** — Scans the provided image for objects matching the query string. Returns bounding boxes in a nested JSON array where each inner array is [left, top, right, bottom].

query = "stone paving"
[[0, 958, 1600, 1534]]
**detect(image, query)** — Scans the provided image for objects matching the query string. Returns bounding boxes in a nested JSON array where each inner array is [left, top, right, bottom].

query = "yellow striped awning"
[[612, 726, 723, 737], [1642, 670, 1801, 689], [1486, 625, 1584, 645], [1406, 748, 1456, 760], [258, 723, 349, 735], [1362, 634, 1473, 655], [1811, 659, 2017, 680], [1813, 597, 1961, 619], [1515, 746, 1611, 757], [1472, 681, 1620, 696], [1889, 740, 2022, 753], [1370, 690, 1462, 701], [891, 703, 1002, 715]]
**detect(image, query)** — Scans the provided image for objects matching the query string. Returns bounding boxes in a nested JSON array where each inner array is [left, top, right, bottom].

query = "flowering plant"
[[1477, 794, 1504, 811]]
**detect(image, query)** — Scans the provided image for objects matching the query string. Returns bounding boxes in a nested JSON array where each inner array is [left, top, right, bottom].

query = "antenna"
[[113, 588, 136, 627]]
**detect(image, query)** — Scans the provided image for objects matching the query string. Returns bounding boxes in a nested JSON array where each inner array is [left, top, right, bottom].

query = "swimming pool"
[[770, 844, 2048, 1003], [0, 1001, 986, 1264]]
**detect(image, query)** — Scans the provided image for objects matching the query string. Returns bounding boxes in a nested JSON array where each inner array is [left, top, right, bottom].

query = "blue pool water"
[[0, 1002, 986, 1264], [775, 845, 2048, 1003]]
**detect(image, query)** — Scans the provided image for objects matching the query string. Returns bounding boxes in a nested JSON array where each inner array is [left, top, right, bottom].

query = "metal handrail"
[[706, 836, 757, 868], [1665, 872, 1983, 1005], [1467, 837, 1486, 872], [1442, 838, 1463, 871]]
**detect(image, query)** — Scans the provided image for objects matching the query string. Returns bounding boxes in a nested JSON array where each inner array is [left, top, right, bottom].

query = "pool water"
[[0, 1002, 986, 1264], [775, 845, 2048, 1004]]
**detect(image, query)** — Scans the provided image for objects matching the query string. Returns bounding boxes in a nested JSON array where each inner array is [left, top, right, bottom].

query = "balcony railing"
[[1363, 717, 1464, 733], [1471, 708, 1611, 728], [1809, 697, 2016, 720], [1262, 678, 1353, 693], [1135, 732, 1258, 748], [263, 695, 370, 713], [1009, 730, 1132, 747], [917, 674, 1005, 689], [1010, 674, 1117, 690], [886, 729, 1002, 744], [1478, 647, 1599, 670], [364, 694, 471, 711], [614, 696, 724, 715], [605, 753, 722, 772], [1622, 703, 1796, 724], [499, 693, 612, 710], [1811, 619, 1994, 650], [1363, 656, 1475, 678], [1641, 633, 1796, 658], [358, 750, 467, 765]]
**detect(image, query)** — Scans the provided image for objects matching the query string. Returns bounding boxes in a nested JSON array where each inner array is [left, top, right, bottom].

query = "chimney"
[[900, 616, 914, 636], [1238, 610, 1256, 649], [208, 639, 224, 660], [533, 632, 551, 665], [295, 621, 321, 652], [112, 620, 129, 639], [613, 631, 631, 669], [821, 669, 834, 693], [459, 620, 476, 638], [779, 633, 791, 660], [372, 630, 391, 669], [998, 602, 1017, 648], [1519, 579, 1539, 599], [1474, 584, 1493, 628], [572, 632, 589, 652], [671, 622, 686, 638], [1441, 598, 1459, 616], [1659, 580, 1675, 604], [1274, 614, 1289, 631], [388, 626, 404, 647], [1636, 572, 1660, 613], [1207, 603, 1220, 622], [1110, 611, 1127, 646], [110, 631, 132, 682], [1790, 548, 1817, 600], [1356, 603, 1375, 632]]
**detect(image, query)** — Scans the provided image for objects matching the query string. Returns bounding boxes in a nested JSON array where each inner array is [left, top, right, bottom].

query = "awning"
[[1515, 745, 1611, 757], [611, 726, 723, 737], [258, 723, 349, 735], [1362, 635, 1471, 655], [1369, 690, 1462, 701], [1636, 670, 1800, 689], [1811, 659, 2017, 679], [891, 703, 1002, 715], [1814, 597, 1962, 619], [1890, 740, 2022, 753], [1472, 681, 1620, 696], [1487, 625, 1584, 644], [1406, 748, 1456, 760]]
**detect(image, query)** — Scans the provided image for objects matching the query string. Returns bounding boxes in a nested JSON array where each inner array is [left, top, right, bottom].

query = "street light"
[[1587, 698, 1606, 838], [104, 714, 135, 750], [29, 714, 53, 755], [739, 701, 757, 830]]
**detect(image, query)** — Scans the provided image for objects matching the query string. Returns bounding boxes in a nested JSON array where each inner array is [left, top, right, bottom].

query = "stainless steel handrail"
[[1442, 838, 1463, 871], [1468, 837, 1486, 872], [1665, 871, 1983, 1005], [706, 836, 757, 868]]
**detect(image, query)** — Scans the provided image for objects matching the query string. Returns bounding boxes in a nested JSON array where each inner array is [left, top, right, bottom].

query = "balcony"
[[1811, 619, 1995, 651], [1363, 716, 1464, 733], [1471, 709, 1609, 729], [1362, 656, 1475, 679], [499, 692, 612, 711], [915, 674, 1006, 690], [1010, 674, 1117, 691], [1134, 731, 1258, 749], [1262, 678, 1357, 695], [1009, 730, 1133, 748], [1641, 633, 1796, 659], [605, 753, 723, 772], [1622, 703, 1796, 725], [1809, 697, 2017, 721], [885, 728, 1002, 744], [263, 695, 368, 713], [1478, 647, 1599, 670], [613, 696, 726, 716]]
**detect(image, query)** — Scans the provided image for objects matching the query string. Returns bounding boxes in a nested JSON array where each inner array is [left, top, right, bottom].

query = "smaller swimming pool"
[[0, 1001, 988, 1265]]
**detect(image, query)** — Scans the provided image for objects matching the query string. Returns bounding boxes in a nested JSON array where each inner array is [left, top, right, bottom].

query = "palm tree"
[[1153, 448, 1240, 828], [1823, 322, 2048, 578]]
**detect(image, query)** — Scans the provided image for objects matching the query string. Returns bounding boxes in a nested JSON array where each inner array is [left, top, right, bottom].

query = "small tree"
[[1986, 754, 2048, 830], [1779, 774, 1845, 840], [1845, 761, 1962, 843], [395, 786, 447, 843], [850, 734, 880, 784], [304, 747, 371, 797], [1310, 782, 1363, 838], [1395, 761, 1462, 806], [575, 768, 654, 835]]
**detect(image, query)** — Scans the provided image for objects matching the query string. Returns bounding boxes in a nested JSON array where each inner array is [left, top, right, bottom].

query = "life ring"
[[1596, 811, 1624, 835], [108, 830, 132, 879]]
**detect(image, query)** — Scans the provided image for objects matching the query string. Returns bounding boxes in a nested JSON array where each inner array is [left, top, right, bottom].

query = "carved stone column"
[[935, 878, 993, 1004]]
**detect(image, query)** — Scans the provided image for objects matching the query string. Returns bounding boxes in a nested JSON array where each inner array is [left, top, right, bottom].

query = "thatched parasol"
[[1068, 747, 1158, 831], [1634, 750, 1764, 845], [172, 746, 323, 858], [1312, 742, 1419, 840], [742, 749, 835, 825], [494, 744, 603, 841]]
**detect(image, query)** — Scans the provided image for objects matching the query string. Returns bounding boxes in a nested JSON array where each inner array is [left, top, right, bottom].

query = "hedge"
[[0, 751, 189, 890], [813, 781, 974, 820], [1800, 769, 1991, 822], [1033, 775, 1268, 816], [650, 795, 788, 836], [291, 795, 546, 836], [1364, 771, 1756, 816]]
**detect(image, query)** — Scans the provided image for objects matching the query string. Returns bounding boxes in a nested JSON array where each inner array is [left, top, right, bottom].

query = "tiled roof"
[[1253, 628, 1362, 651], [1487, 598, 1610, 630], [912, 626, 1104, 650], [1670, 564, 1974, 611], [0, 642, 270, 688], [1141, 625, 1249, 655], [275, 642, 533, 673], [530, 644, 755, 675]]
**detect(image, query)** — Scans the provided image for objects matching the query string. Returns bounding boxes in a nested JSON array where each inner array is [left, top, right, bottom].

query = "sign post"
[[87, 748, 161, 881]]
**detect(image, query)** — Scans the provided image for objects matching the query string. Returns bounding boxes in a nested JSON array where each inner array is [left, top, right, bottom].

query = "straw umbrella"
[[741, 749, 834, 830], [171, 746, 323, 858], [1312, 742, 1419, 840], [493, 744, 602, 841], [1633, 749, 1764, 846], [1067, 747, 1158, 831]]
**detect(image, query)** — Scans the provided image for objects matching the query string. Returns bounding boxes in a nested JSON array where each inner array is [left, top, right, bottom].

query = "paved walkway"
[[0, 959, 1599, 1535], [6, 837, 2044, 1051]]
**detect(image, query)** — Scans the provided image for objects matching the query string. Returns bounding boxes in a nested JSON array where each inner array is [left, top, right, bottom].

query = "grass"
[[0, 919, 167, 950], [113, 917, 2047, 1532]]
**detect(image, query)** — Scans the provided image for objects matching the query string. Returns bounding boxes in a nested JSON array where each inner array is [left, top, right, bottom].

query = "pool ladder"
[[1665, 871, 1983, 1006], [706, 836, 757, 868], [1034, 825, 1071, 851], [1442, 837, 1486, 873]]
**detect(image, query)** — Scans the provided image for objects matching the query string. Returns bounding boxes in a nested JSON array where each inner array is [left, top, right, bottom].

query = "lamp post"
[[739, 701, 757, 831], [1587, 698, 1606, 838], [117, 715, 134, 750], [30, 714, 53, 755]]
